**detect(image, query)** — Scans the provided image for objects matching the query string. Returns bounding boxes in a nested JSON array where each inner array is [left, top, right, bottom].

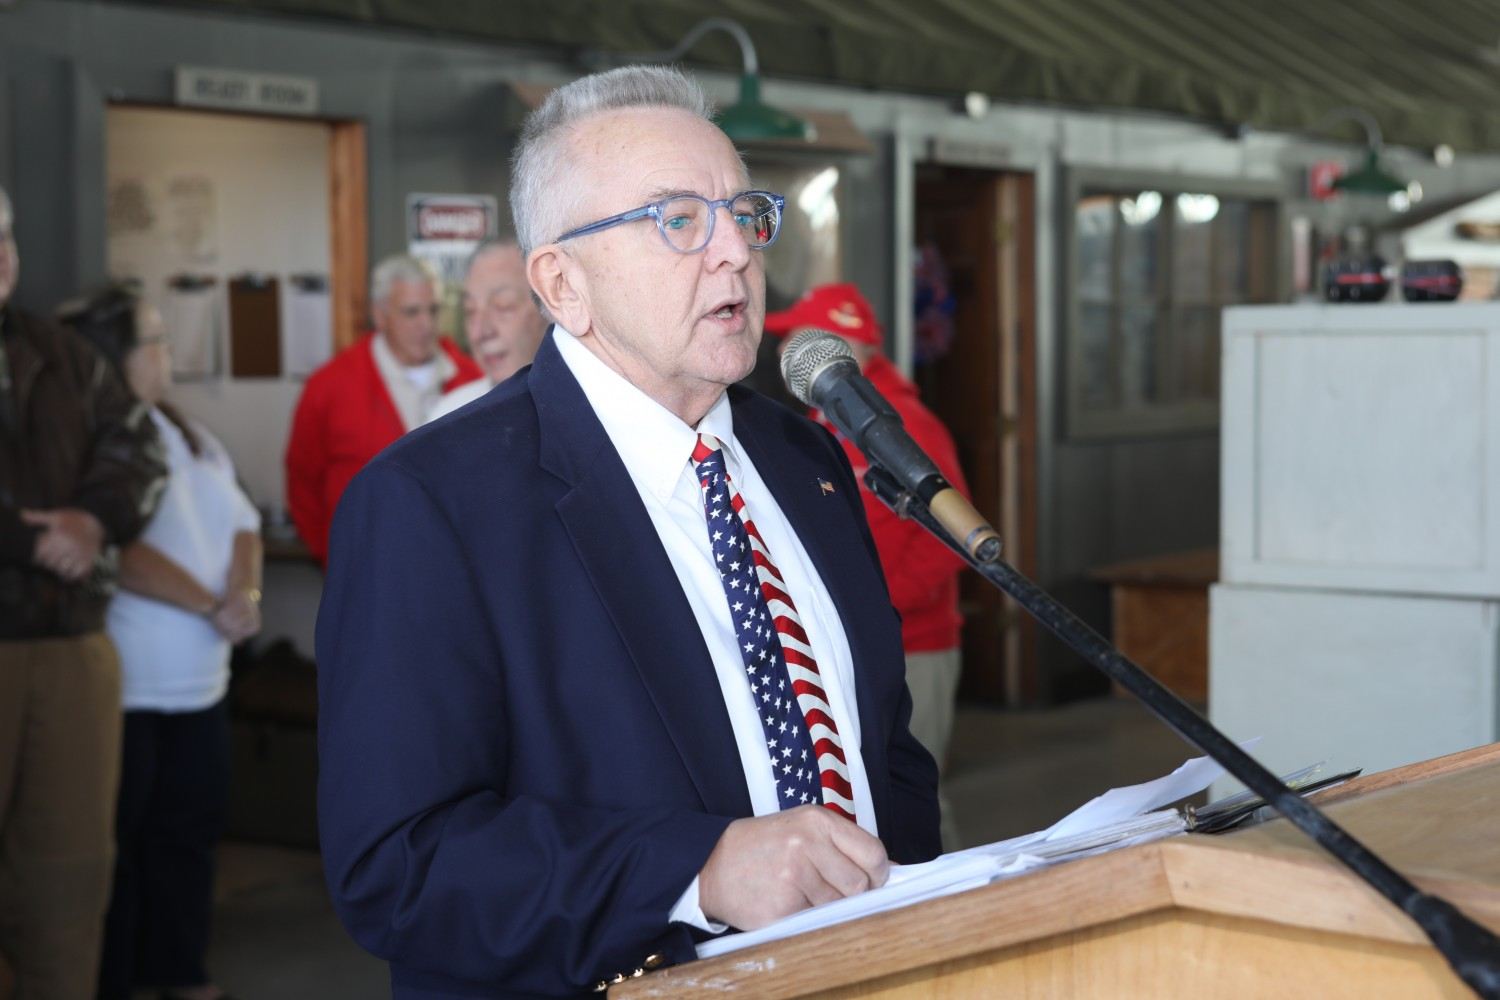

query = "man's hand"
[[211, 589, 262, 644], [698, 806, 890, 930], [22, 508, 105, 581]]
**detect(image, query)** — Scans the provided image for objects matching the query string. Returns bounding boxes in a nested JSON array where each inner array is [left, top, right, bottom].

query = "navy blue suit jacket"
[[316, 335, 940, 998]]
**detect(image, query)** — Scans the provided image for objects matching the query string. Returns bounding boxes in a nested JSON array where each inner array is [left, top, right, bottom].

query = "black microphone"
[[779, 329, 1002, 562]]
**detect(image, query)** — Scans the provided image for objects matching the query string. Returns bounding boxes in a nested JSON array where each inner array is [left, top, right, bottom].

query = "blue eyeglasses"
[[555, 190, 785, 255]]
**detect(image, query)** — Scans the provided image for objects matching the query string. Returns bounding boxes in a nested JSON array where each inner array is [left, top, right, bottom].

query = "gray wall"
[[859, 94, 1500, 699], [0, 0, 902, 662], [10, 0, 1500, 700], [0, 0, 558, 311], [0, 0, 897, 315]]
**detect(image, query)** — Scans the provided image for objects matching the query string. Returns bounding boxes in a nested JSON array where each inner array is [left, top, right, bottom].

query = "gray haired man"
[[0, 183, 166, 997], [426, 238, 550, 422], [316, 66, 939, 997], [284, 253, 482, 565]]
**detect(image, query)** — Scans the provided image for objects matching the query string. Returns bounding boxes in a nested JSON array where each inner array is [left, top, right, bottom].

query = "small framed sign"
[[175, 66, 319, 117]]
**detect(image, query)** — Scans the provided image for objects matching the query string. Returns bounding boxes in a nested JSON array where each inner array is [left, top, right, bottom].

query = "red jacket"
[[813, 355, 969, 653], [285, 334, 481, 565]]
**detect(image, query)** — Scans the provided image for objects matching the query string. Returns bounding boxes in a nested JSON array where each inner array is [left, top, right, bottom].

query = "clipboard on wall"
[[283, 272, 332, 378], [164, 273, 221, 379], [228, 274, 282, 378]]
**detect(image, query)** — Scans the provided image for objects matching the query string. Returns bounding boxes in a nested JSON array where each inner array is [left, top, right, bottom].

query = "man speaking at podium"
[[316, 66, 939, 998]]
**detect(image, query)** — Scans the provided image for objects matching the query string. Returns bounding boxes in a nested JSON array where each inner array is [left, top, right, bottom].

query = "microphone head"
[[780, 328, 857, 406]]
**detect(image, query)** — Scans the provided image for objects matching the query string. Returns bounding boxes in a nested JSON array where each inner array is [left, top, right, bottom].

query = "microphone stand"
[[862, 465, 1500, 998]]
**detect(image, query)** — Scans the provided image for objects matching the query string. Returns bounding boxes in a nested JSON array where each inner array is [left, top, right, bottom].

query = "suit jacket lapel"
[[731, 393, 896, 832], [530, 338, 752, 819]]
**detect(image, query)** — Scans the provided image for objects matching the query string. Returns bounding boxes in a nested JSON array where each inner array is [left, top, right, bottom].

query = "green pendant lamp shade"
[[627, 18, 812, 145], [716, 72, 813, 142], [1331, 148, 1407, 196], [1314, 109, 1407, 197]]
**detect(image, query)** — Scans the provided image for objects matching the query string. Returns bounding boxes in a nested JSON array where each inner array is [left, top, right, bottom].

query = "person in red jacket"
[[766, 282, 969, 847], [284, 255, 481, 566]]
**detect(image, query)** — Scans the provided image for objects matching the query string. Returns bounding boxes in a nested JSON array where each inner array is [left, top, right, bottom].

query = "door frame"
[[103, 100, 367, 359], [894, 117, 1053, 705]]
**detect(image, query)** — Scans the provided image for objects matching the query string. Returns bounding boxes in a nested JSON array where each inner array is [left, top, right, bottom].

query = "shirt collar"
[[371, 331, 455, 386], [552, 326, 737, 501]]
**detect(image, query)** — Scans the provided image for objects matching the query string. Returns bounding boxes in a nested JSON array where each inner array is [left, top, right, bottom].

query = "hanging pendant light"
[[1319, 108, 1407, 196], [717, 70, 812, 142], [1334, 149, 1407, 196], [622, 17, 813, 143]]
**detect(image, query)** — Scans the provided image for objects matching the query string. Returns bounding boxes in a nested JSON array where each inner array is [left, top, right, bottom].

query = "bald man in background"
[[426, 239, 549, 422]]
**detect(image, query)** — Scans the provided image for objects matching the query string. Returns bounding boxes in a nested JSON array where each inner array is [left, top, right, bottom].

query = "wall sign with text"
[[175, 66, 319, 117], [407, 193, 500, 343]]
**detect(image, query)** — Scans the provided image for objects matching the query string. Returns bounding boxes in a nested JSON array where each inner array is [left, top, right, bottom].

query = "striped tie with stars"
[[691, 433, 856, 821]]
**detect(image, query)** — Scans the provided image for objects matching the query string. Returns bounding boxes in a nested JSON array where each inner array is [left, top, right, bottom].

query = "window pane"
[[1119, 192, 1161, 298], [1075, 194, 1115, 302], [1067, 181, 1272, 437], [1246, 203, 1277, 302], [1166, 306, 1220, 403], [757, 163, 842, 304], [1077, 302, 1118, 411], [1119, 303, 1159, 407], [1173, 193, 1217, 305], [1215, 200, 1250, 301]]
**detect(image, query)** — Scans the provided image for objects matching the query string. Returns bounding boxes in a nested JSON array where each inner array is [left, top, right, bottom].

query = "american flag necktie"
[[691, 433, 856, 821]]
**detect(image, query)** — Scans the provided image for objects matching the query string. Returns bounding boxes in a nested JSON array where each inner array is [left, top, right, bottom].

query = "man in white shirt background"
[[427, 238, 549, 422]]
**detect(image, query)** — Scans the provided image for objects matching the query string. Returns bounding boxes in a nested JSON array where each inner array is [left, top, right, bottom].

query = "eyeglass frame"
[[553, 190, 786, 254]]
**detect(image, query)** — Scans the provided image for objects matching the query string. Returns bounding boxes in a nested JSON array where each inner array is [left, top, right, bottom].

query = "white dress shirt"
[[553, 328, 877, 930], [107, 409, 261, 711], [371, 332, 456, 430], [424, 376, 492, 424]]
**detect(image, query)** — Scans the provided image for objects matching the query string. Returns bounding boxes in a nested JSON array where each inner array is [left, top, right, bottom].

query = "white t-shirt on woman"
[[107, 408, 260, 712]]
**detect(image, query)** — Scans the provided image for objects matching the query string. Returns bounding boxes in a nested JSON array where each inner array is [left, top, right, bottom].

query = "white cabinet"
[[1211, 304, 1500, 785], [1220, 304, 1500, 597], [1210, 584, 1499, 780]]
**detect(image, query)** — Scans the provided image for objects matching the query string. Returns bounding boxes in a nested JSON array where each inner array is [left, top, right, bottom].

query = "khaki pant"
[[0, 634, 122, 1000], [904, 647, 961, 851]]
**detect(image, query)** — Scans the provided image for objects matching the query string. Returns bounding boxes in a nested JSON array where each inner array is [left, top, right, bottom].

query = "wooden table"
[[1090, 547, 1218, 703]]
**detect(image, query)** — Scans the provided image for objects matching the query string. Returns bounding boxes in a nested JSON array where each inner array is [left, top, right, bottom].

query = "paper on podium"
[[695, 744, 1249, 960], [1041, 737, 1256, 841]]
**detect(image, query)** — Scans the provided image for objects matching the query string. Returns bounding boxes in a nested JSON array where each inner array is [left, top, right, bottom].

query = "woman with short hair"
[[62, 286, 260, 1000]]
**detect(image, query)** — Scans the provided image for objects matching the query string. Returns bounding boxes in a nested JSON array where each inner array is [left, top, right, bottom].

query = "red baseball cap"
[[763, 282, 883, 347]]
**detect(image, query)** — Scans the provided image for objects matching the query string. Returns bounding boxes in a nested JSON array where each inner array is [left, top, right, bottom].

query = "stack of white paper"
[[697, 746, 1240, 959]]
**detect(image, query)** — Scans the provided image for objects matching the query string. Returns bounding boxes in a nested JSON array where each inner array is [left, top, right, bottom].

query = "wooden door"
[[914, 167, 1038, 705], [328, 120, 367, 351]]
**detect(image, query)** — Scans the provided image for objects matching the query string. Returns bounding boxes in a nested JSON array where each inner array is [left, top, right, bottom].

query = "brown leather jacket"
[[0, 305, 166, 638]]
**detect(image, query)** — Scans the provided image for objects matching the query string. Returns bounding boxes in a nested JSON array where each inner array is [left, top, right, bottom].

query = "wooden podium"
[[617, 743, 1500, 998]]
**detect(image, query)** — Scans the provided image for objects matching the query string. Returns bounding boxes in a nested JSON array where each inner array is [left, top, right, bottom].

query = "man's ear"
[[528, 246, 590, 335]]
